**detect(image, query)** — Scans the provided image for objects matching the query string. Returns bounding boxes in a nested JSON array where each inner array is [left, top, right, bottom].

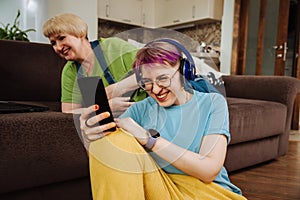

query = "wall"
[[47, 0, 98, 42], [0, 0, 98, 43], [0, 0, 47, 43], [220, 0, 234, 74]]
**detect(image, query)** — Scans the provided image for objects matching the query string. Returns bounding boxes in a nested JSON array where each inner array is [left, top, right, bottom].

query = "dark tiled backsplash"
[[98, 20, 221, 48]]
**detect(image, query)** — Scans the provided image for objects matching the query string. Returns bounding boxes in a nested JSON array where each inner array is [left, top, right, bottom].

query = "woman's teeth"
[[156, 92, 168, 101], [62, 48, 70, 55]]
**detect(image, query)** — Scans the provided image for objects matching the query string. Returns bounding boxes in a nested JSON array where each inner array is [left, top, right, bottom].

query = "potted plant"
[[0, 9, 35, 42]]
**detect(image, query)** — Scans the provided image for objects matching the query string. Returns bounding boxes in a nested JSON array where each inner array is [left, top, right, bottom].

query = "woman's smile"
[[155, 91, 170, 102], [62, 46, 71, 56]]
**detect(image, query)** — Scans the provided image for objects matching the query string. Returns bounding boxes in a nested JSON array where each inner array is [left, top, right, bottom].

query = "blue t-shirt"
[[120, 91, 242, 195]]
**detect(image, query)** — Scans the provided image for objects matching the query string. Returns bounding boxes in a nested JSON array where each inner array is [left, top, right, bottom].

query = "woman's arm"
[[105, 74, 139, 99], [152, 134, 227, 183], [61, 98, 134, 116], [64, 74, 137, 115], [61, 102, 82, 113], [61, 66, 137, 114], [115, 117, 227, 183], [61, 74, 137, 114]]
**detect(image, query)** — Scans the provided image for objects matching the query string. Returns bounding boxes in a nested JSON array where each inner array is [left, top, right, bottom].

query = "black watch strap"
[[144, 137, 157, 149], [148, 129, 160, 138], [143, 129, 160, 150]]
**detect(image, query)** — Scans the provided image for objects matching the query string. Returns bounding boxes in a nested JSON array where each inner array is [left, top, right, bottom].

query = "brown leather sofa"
[[223, 75, 299, 172], [0, 40, 299, 200]]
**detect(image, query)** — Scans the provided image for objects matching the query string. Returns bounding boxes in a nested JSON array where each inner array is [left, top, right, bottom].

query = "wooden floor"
[[229, 140, 300, 200]]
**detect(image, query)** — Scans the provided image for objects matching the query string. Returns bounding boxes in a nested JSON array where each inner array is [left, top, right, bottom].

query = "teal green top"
[[61, 37, 139, 104]]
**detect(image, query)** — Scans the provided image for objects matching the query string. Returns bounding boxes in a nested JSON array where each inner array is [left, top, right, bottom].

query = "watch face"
[[148, 129, 160, 138]]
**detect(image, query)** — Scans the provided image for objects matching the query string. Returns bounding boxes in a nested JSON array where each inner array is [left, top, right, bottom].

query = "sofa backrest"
[[0, 40, 66, 102]]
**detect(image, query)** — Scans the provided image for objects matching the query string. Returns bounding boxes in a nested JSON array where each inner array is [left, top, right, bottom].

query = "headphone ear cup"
[[180, 59, 192, 90], [180, 58, 190, 80], [179, 58, 185, 75], [182, 58, 193, 80]]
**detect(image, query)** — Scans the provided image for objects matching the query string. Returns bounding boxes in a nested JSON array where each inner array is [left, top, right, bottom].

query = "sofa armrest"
[[223, 75, 300, 155], [0, 111, 88, 194], [223, 75, 300, 105]]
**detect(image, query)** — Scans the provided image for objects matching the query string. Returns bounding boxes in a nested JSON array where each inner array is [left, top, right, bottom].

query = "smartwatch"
[[144, 129, 160, 150]]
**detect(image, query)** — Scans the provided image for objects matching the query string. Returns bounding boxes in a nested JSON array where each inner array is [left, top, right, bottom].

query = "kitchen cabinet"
[[98, 0, 143, 26], [155, 0, 223, 28], [193, 0, 223, 22], [141, 0, 155, 27], [155, 0, 195, 27], [98, 0, 223, 28]]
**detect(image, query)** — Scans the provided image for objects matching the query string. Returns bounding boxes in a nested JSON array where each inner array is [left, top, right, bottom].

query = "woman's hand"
[[115, 117, 148, 145], [105, 83, 117, 99], [79, 104, 116, 146], [109, 97, 134, 117], [105, 74, 139, 99]]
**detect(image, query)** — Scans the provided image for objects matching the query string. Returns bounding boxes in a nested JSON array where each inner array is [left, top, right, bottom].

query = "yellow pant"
[[89, 129, 247, 200]]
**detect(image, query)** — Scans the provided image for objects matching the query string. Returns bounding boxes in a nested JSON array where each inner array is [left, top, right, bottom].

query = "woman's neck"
[[176, 89, 193, 105], [78, 41, 95, 76]]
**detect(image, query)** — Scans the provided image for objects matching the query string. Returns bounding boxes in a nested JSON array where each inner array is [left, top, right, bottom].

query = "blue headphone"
[[143, 38, 196, 81]]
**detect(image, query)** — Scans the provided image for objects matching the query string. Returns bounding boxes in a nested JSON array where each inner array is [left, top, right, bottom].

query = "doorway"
[[289, 0, 300, 130], [231, 0, 300, 129], [231, 0, 298, 75]]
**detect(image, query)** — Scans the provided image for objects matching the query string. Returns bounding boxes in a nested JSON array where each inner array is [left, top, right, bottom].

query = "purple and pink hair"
[[132, 41, 182, 78]]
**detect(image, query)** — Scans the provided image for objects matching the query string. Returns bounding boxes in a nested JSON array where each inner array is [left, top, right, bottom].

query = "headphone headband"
[[144, 38, 196, 81]]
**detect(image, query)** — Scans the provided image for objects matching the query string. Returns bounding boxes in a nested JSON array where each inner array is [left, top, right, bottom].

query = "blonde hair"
[[43, 13, 88, 38]]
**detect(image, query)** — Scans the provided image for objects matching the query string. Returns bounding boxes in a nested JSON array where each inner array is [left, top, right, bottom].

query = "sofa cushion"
[[227, 97, 286, 145], [0, 112, 88, 194], [225, 136, 279, 172]]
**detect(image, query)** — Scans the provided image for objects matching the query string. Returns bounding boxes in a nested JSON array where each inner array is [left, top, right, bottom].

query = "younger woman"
[[80, 39, 246, 199]]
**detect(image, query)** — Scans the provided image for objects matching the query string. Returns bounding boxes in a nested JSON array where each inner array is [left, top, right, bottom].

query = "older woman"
[[43, 13, 145, 115]]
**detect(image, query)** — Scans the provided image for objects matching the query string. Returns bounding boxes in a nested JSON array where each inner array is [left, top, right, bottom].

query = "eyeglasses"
[[138, 68, 179, 91]]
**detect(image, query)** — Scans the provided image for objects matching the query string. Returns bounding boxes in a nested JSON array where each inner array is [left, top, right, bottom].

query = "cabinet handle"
[[105, 4, 109, 17], [173, 19, 180, 23], [123, 19, 131, 22], [192, 5, 195, 18], [142, 13, 146, 25]]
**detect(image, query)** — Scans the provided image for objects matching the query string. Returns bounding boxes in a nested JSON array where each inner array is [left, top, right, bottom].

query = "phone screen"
[[77, 76, 116, 132]]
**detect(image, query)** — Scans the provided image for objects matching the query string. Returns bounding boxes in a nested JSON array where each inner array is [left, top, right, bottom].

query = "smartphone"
[[77, 76, 116, 132]]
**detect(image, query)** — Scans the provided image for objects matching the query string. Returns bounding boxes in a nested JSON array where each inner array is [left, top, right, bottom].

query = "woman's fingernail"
[[94, 105, 99, 110], [110, 123, 116, 128]]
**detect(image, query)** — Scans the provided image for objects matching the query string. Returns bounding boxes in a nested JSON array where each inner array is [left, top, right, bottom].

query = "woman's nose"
[[55, 41, 63, 51], [151, 82, 163, 94]]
